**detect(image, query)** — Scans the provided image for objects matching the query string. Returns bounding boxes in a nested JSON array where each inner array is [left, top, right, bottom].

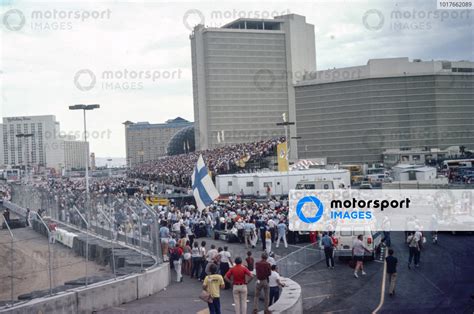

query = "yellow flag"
[[277, 142, 289, 172]]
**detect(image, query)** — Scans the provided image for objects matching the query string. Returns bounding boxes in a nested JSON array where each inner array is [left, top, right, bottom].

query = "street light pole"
[[69, 104, 100, 287]]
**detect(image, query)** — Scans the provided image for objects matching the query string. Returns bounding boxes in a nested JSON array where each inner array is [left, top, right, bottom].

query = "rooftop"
[[124, 117, 193, 130], [296, 57, 474, 86]]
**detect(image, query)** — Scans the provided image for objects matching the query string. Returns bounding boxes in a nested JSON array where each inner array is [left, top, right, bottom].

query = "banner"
[[289, 189, 474, 231], [277, 141, 289, 172], [145, 196, 170, 206]]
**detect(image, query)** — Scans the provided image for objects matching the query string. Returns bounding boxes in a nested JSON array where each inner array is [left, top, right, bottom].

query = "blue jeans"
[[269, 286, 280, 306], [208, 297, 221, 314]]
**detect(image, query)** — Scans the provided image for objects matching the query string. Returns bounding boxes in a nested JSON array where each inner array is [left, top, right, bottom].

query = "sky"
[[1, 0, 473, 158]]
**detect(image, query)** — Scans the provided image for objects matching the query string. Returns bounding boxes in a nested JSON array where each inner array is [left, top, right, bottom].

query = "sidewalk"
[[99, 236, 303, 313]]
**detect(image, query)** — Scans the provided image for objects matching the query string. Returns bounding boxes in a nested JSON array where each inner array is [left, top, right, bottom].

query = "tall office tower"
[[2, 115, 89, 171], [190, 14, 316, 158]]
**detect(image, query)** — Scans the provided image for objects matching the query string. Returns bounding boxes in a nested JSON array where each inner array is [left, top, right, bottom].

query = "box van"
[[328, 225, 382, 260]]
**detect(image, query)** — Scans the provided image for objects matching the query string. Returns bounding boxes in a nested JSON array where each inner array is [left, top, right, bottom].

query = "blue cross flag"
[[191, 154, 219, 211]]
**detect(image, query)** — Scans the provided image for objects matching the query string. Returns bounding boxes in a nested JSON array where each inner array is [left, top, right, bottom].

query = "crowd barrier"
[[0, 201, 170, 314]]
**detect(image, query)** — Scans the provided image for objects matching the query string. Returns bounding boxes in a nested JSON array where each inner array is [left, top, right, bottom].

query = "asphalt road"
[[296, 231, 474, 314], [98, 232, 474, 314], [379, 232, 474, 313]]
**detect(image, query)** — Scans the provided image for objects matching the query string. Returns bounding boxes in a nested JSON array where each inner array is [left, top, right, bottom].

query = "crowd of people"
[[128, 138, 284, 187]]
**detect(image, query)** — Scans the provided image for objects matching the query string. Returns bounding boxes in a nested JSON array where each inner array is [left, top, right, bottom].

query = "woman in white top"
[[218, 246, 233, 288]]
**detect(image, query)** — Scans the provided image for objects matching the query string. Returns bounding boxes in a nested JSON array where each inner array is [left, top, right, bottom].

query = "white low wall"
[[0, 263, 170, 314], [259, 278, 303, 314]]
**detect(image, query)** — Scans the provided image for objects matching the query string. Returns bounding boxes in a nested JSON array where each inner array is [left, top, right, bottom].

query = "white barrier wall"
[[259, 278, 303, 314], [0, 264, 170, 314]]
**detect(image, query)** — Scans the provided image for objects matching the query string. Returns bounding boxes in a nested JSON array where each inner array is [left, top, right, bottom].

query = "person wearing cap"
[[253, 252, 272, 313], [225, 257, 254, 314]]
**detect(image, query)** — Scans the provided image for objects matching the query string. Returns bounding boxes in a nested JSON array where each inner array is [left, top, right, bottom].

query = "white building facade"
[[2, 115, 88, 171], [295, 58, 474, 164], [190, 14, 316, 158]]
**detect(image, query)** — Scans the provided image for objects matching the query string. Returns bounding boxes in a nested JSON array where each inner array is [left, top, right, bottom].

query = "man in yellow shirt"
[[203, 263, 225, 314]]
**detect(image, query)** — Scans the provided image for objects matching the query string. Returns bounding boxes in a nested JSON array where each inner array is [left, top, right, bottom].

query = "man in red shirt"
[[253, 253, 272, 313], [225, 257, 253, 314]]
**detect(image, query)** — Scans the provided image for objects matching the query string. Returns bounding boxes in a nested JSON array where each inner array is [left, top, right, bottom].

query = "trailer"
[[216, 169, 351, 196]]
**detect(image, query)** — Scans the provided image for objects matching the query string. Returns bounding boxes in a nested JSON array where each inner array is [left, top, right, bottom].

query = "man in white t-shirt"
[[269, 265, 285, 305], [352, 234, 370, 278]]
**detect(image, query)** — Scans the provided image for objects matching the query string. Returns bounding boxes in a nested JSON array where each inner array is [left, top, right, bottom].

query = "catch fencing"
[[2, 183, 162, 307], [277, 243, 324, 278]]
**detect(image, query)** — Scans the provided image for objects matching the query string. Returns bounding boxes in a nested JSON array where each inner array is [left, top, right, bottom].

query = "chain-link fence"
[[276, 243, 324, 278], [2, 183, 162, 306]]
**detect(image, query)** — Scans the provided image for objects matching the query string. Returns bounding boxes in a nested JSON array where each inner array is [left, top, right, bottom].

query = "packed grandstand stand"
[[127, 137, 285, 187]]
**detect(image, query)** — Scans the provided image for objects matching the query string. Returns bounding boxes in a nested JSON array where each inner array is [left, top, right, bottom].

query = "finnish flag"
[[191, 155, 219, 211]]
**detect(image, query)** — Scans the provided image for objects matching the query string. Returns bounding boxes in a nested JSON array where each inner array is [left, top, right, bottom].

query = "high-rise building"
[[295, 58, 474, 164], [124, 117, 193, 167], [2, 115, 89, 171], [190, 14, 316, 158]]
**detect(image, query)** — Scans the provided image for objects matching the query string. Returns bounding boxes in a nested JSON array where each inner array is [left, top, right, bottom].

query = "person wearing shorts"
[[352, 234, 370, 278]]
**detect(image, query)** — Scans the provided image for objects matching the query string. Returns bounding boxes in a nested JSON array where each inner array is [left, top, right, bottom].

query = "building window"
[[246, 181, 254, 187]]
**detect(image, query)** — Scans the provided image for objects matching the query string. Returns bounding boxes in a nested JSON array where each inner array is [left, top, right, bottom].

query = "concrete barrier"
[[1, 291, 77, 314], [76, 276, 138, 312], [137, 264, 170, 299], [0, 262, 170, 314], [258, 277, 302, 314]]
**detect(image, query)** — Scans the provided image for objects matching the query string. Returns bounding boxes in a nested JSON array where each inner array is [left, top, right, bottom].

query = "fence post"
[[139, 200, 163, 264], [72, 206, 89, 287], [129, 207, 143, 272], [33, 212, 53, 296], [97, 207, 117, 279], [3, 217, 14, 306]]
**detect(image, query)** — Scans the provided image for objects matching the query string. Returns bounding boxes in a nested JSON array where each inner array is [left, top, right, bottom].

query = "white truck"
[[328, 224, 382, 260], [215, 169, 351, 196]]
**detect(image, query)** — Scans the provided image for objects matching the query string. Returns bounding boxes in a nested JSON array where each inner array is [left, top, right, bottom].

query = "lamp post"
[[68, 104, 100, 197], [69, 104, 100, 287], [15, 133, 34, 183]]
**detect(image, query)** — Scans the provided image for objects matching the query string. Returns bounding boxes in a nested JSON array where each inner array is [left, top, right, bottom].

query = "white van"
[[328, 225, 382, 260]]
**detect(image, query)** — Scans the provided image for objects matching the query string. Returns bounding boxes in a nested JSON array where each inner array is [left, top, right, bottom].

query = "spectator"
[[253, 252, 272, 313], [191, 242, 201, 279], [385, 249, 398, 296], [245, 251, 254, 271], [276, 220, 288, 249], [225, 257, 253, 314], [407, 232, 421, 269], [269, 264, 285, 306], [322, 232, 335, 269], [169, 242, 184, 282], [353, 234, 371, 278], [203, 263, 225, 314]]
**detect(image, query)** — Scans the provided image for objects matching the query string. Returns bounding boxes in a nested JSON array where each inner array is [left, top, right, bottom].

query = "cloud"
[[1, 0, 472, 157]]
